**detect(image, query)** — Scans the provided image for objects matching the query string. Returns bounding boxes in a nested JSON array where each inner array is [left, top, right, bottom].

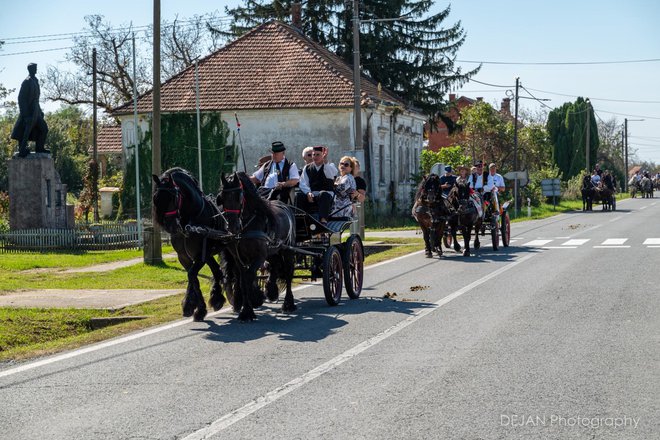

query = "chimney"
[[449, 93, 456, 102], [476, 97, 483, 102], [501, 98, 511, 115], [291, 2, 302, 30]]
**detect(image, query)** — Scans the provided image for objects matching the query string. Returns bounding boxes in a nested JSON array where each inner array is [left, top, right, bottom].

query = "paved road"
[[1, 197, 658, 439]]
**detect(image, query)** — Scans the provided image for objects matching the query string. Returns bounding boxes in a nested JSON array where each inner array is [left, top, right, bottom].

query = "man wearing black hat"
[[250, 141, 300, 202], [11, 63, 49, 157], [297, 145, 338, 223]]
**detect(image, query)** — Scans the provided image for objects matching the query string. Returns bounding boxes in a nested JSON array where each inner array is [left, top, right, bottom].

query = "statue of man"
[[11, 63, 49, 157]]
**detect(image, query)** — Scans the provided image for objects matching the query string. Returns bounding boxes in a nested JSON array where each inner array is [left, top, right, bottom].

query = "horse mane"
[[164, 167, 203, 195], [234, 171, 276, 220]]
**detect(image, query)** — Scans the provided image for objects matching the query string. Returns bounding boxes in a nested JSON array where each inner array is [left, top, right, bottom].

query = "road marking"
[[609, 216, 621, 223], [593, 245, 630, 248], [523, 239, 553, 247], [647, 246, 660, 248], [640, 206, 648, 210], [601, 238, 627, 245], [562, 239, 589, 246], [643, 238, 660, 245], [555, 236, 571, 239], [542, 246, 577, 249], [180, 253, 537, 439]]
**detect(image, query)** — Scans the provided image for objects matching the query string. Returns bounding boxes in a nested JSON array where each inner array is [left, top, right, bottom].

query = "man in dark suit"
[[297, 146, 338, 223], [11, 63, 49, 157]]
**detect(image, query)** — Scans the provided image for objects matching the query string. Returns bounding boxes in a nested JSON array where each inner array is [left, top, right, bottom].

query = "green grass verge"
[[0, 237, 423, 362], [0, 245, 175, 271]]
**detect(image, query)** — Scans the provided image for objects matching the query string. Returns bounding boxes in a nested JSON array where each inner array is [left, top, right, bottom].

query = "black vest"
[[260, 159, 291, 186], [306, 164, 335, 191]]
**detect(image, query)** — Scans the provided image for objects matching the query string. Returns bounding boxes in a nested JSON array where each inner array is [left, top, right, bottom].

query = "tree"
[[218, 0, 479, 118], [546, 98, 599, 180], [456, 100, 512, 166], [45, 14, 225, 113]]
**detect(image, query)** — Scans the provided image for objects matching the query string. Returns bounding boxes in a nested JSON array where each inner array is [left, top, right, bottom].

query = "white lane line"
[[523, 239, 553, 247], [593, 245, 630, 249], [640, 206, 648, 210], [542, 246, 577, 249], [0, 251, 425, 379], [601, 238, 627, 245], [555, 236, 571, 239], [647, 246, 660, 248], [643, 238, 660, 245], [609, 216, 621, 223], [562, 239, 590, 246], [181, 253, 537, 440]]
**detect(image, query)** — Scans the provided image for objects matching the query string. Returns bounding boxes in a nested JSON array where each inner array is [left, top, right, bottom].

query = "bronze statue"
[[11, 63, 49, 157]]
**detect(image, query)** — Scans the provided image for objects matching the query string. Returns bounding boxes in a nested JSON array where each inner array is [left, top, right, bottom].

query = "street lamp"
[[624, 118, 644, 192]]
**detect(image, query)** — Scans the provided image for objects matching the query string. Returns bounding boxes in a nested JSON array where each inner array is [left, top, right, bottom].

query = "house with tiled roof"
[[112, 20, 426, 212], [88, 124, 123, 177]]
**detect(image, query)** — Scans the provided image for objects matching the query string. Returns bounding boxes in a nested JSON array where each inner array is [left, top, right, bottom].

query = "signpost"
[[541, 178, 561, 210], [504, 171, 529, 217]]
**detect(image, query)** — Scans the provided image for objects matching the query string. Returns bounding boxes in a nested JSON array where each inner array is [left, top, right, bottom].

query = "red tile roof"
[[113, 21, 403, 115], [90, 124, 122, 154]]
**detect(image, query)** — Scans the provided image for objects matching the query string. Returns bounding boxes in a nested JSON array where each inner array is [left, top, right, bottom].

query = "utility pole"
[[622, 130, 626, 192], [92, 48, 99, 222], [585, 99, 590, 172], [132, 32, 142, 246], [352, 0, 362, 150], [195, 59, 203, 191], [624, 118, 628, 192], [146, 0, 162, 264], [513, 77, 519, 215]]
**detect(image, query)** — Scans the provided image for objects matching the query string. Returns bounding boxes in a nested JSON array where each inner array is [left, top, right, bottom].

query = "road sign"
[[541, 178, 561, 197], [504, 170, 529, 187]]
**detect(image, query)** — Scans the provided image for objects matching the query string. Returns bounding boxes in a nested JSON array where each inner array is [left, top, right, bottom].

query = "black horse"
[[218, 171, 297, 321], [152, 167, 233, 321], [448, 180, 483, 257], [581, 174, 595, 211], [412, 174, 459, 257]]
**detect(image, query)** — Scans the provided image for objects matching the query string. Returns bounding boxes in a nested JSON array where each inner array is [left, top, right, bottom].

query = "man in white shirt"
[[297, 146, 338, 223], [250, 141, 300, 202], [483, 162, 505, 216]]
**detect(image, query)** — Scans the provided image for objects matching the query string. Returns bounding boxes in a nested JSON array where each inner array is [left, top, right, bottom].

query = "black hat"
[[271, 141, 286, 153], [474, 160, 483, 167], [312, 145, 324, 152]]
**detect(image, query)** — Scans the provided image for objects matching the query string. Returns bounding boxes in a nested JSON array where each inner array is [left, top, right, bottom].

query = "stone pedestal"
[[8, 154, 73, 229]]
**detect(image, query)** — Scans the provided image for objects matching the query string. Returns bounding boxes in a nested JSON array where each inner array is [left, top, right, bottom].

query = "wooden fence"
[[0, 222, 143, 253]]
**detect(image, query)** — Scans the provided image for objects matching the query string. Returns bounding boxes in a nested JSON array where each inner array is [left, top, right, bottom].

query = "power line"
[[456, 57, 660, 65], [519, 84, 553, 110], [524, 86, 660, 104], [0, 46, 72, 57]]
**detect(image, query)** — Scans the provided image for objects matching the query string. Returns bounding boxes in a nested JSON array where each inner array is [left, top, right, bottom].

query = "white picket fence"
[[0, 222, 141, 252]]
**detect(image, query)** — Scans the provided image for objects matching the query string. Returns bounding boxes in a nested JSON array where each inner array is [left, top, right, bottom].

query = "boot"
[[17, 145, 30, 158]]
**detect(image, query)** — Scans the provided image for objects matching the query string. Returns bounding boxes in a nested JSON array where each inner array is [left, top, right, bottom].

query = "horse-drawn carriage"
[[581, 174, 617, 210], [412, 173, 511, 258], [152, 168, 364, 322]]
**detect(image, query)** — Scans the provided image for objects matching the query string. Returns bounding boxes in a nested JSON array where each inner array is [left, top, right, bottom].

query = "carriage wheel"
[[500, 212, 511, 247], [491, 218, 500, 250], [322, 246, 343, 306], [342, 235, 364, 299]]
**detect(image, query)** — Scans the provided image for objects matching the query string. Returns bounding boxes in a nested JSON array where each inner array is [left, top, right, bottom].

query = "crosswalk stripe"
[[523, 239, 553, 246], [562, 239, 590, 246], [601, 238, 627, 245], [643, 238, 660, 245]]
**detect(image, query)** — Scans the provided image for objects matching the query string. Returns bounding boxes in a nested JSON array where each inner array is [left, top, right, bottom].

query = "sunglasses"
[[339, 162, 351, 167], [305, 153, 313, 157], [313, 153, 323, 156]]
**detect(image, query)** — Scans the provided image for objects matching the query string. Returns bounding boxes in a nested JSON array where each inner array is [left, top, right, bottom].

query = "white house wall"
[[118, 106, 424, 213]]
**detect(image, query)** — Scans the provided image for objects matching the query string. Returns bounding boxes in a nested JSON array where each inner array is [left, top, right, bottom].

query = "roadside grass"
[[510, 193, 631, 222], [0, 237, 424, 362], [0, 245, 175, 271]]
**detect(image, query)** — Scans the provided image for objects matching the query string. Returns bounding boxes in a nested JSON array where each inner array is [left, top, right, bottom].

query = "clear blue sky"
[[1, 0, 658, 165]]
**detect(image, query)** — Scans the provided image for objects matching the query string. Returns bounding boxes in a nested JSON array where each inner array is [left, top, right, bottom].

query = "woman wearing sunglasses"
[[332, 156, 357, 218]]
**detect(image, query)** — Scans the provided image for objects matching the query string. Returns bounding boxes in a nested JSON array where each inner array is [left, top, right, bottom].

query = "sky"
[[1, 0, 658, 165]]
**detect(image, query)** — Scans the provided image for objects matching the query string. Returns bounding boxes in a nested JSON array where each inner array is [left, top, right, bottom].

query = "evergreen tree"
[[217, 0, 478, 118], [547, 98, 599, 180]]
